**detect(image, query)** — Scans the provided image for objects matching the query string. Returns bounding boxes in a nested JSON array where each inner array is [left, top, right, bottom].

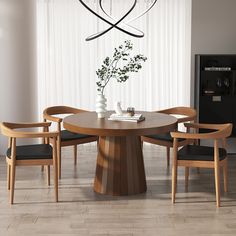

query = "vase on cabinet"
[[96, 94, 107, 118]]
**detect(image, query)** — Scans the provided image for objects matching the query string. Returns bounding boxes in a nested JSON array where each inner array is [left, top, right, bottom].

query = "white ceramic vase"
[[96, 94, 107, 118]]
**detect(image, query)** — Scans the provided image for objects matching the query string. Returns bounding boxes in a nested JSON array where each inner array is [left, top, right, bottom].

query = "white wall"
[[0, 0, 37, 155], [191, 0, 236, 105]]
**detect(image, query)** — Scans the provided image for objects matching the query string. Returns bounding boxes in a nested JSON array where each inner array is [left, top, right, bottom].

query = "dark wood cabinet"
[[195, 55, 236, 136]]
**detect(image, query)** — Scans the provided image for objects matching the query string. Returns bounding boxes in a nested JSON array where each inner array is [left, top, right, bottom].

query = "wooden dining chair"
[[171, 123, 232, 207], [0, 122, 59, 204], [43, 106, 98, 178], [142, 107, 197, 166]]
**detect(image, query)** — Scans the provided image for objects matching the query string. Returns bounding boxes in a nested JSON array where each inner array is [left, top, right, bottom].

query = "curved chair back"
[[158, 107, 197, 123], [171, 123, 233, 140], [43, 106, 87, 121], [1, 122, 58, 138]]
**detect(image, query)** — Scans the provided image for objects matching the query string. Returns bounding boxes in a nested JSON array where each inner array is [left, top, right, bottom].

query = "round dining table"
[[63, 111, 177, 196]]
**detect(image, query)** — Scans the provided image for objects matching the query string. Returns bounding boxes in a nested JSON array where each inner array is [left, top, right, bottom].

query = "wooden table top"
[[63, 111, 177, 136]]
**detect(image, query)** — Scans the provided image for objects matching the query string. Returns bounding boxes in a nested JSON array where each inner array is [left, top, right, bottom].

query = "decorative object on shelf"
[[95, 40, 147, 118], [114, 101, 123, 115], [224, 77, 230, 87], [78, 0, 158, 41], [95, 94, 107, 118], [216, 78, 222, 88]]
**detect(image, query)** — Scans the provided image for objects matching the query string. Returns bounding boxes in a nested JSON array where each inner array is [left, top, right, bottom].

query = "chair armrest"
[[171, 125, 231, 139], [170, 131, 212, 140], [11, 131, 59, 138], [184, 123, 223, 130], [177, 116, 196, 123], [2, 122, 52, 129], [156, 107, 196, 123], [1, 122, 59, 138], [43, 113, 63, 123]]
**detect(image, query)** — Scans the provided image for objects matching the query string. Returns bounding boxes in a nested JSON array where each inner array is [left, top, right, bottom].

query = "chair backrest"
[[158, 107, 197, 123], [43, 106, 87, 117], [171, 123, 233, 140], [1, 122, 58, 139], [43, 106, 89, 132]]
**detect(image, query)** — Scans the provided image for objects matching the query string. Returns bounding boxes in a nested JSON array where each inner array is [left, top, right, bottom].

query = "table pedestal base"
[[94, 136, 147, 196]]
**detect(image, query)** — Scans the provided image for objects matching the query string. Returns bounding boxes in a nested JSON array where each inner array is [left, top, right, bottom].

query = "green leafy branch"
[[96, 40, 147, 95]]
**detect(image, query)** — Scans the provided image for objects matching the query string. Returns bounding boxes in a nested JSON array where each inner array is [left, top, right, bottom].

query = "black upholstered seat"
[[178, 145, 227, 161], [60, 130, 95, 142], [6, 144, 53, 160], [146, 132, 185, 142]]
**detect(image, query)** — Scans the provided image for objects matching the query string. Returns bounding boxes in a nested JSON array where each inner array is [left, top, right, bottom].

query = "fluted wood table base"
[[94, 136, 147, 196]]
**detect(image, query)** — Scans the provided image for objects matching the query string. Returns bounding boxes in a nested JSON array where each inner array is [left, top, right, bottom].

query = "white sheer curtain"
[[36, 0, 191, 117]]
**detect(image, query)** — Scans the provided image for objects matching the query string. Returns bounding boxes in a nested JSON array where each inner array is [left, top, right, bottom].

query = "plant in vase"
[[95, 40, 147, 118]]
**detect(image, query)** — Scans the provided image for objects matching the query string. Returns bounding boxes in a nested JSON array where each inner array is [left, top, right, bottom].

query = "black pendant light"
[[78, 0, 158, 41]]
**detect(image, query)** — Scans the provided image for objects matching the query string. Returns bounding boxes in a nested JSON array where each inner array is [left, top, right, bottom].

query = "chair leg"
[[57, 145, 61, 179], [74, 145, 77, 165], [10, 165, 16, 204], [41, 165, 44, 171], [185, 167, 189, 191], [166, 147, 170, 166], [194, 139, 199, 145], [53, 139, 58, 202], [223, 159, 228, 193], [172, 165, 177, 203], [53, 163, 58, 202], [47, 165, 50, 186], [96, 140, 99, 152], [214, 162, 221, 207], [7, 164, 11, 190], [195, 140, 200, 174]]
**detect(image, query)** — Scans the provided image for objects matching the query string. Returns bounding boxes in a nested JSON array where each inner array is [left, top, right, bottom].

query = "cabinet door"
[[199, 96, 233, 124]]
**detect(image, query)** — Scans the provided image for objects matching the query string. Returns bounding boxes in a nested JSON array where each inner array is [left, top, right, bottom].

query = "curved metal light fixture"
[[78, 0, 158, 41]]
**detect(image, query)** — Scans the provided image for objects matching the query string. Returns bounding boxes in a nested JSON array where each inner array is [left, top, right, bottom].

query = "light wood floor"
[[0, 144, 236, 236]]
